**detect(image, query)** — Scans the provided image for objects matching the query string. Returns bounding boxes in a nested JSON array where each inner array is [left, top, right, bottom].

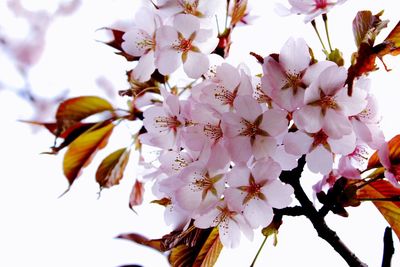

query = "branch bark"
[[280, 156, 368, 267]]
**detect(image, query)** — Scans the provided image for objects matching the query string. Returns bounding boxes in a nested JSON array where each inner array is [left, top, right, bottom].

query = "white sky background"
[[0, 0, 400, 266]]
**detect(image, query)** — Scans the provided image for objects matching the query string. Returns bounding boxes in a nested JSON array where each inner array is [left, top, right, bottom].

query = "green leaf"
[[96, 147, 130, 190], [63, 122, 114, 187], [56, 96, 114, 135]]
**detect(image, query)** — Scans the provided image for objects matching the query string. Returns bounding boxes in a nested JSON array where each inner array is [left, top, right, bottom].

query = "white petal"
[[226, 165, 251, 187], [307, 145, 333, 174], [156, 26, 178, 48], [244, 199, 273, 228], [302, 61, 336, 86]]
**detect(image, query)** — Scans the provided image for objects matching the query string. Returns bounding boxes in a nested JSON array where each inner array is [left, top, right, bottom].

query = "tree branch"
[[280, 156, 368, 267], [382, 227, 394, 267]]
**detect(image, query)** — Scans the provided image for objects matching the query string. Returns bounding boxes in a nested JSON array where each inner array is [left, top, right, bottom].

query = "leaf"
[[230, 0, 248, 26], [56, 96, 114, 135], [96, 147, 130, 190], [368, 134, 400, 169], [129, 180, 145, 210], [63, 122, 114, 186], [192, 227, 222, 267], [352, 10, 388, 48], [346, 15, 400, 95], [99, 28, 139, 61], [117, 233, 163, 251], [357, 180, 400, 239]]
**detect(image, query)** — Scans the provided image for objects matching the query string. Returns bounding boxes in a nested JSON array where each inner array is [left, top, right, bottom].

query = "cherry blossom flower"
[[293, 64, 368, 139], [172, 162, 226, 215], [194, 199, 253, 248], [192, 63, 253, 113], [122, 8, 162, 82], [377, 142, 400, 187], [284, 129, 356, 174], [276, 0, 348, 23], [140, 92, 186, 149], [155, 0, 221, 18], [261, 37, 311, 112], [224, 159, 294, 228], [155, 14, 218, 78], [222, 95, 288, 163]]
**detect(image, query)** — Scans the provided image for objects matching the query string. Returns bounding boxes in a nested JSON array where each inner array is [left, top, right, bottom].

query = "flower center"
[[315, 0, 328, 9], [311, 130, 329, 148], [154, 115, 181, 131], [282, 72, 304, 95], [214, 85, 237, 106], [174, 37, 193, 52], [203, 122, 223, 142]]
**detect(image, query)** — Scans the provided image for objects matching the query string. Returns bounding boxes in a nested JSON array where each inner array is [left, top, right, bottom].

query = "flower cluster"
[[116, 1, 392, 249]]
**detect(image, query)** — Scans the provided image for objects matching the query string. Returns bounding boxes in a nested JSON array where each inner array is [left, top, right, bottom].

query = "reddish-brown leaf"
[[368, 134, 400, 169], [117, 233, 163, 251], [20, 120, 58, 135], [346, 14, 400, 95], [100, 28, 139, 61], [63, 122, 114, 186], [129, 180, 145, 209], [357, 180, 400, 239], [192, 227, 223, 267], [96, 147, 130, 189], [56, 96, 114, 135], [352, 10, 388, 48]]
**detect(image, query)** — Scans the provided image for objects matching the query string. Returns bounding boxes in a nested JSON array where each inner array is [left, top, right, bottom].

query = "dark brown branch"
[[273, 206, 304, 217], [280, 156, 368, 267], [382, 227, 394, 267]]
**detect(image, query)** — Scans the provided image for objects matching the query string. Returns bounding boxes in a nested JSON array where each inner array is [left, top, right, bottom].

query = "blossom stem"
[[280, 156, 368, 267], [311, 19, 327, 52], [322, 14, 333, 52], [250, 236, 268, 267]]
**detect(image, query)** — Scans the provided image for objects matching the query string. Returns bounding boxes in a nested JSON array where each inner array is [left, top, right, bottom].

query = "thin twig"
[[382, 227, 394, 267]]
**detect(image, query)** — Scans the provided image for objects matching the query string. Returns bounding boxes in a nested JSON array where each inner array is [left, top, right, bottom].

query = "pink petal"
[[173, 14, 200, 38], [322, 109, 352, 139], [233, 95, 262, 122], [280, 37, 310, 74], [262, 180, 294, 208], [156, 26, 178, 48], [271, 145, 300, 170], [252, 159, 281, 181], [307, 145, 333, 174], [293, 105, 323, 133], [328, 132, 356, 155], [156, 47, 181, 75], [226, 164, 251, 187], [336, 86, 368, 116], [183, 51, 209, 78], [283, 131, 313, 155], [260, 109, 288, 136], [302, 61, 336, 86], [244, 198, 273, 228], [318, 65, 347, 95], [216, 63, 241, 91], [122, 28, 152, 56], [252, 136, 278, 160], [227, 136, 252, 163], [132, 50, 156, 82]]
